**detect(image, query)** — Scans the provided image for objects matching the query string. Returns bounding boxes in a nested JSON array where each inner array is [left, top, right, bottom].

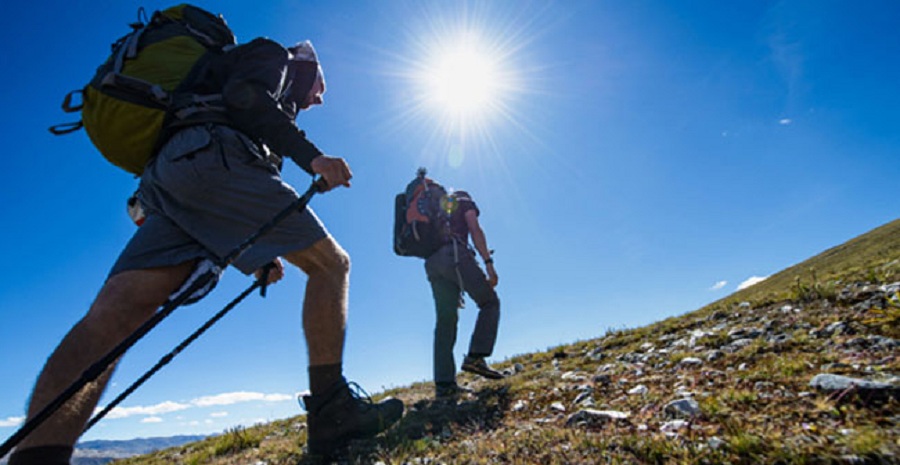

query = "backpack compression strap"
[[48, 90, 85, 135]]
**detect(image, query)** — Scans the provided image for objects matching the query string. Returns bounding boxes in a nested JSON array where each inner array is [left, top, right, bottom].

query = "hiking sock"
[[8, 445, 74, 465], [308, 363, 343, 396]]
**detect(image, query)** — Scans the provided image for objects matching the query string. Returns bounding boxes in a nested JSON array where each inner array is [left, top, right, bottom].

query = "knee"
[[287, 237, 350, 280], [322, 241, 350, 280], [315, 243, 349, 280], [478, 294, 500, 314]]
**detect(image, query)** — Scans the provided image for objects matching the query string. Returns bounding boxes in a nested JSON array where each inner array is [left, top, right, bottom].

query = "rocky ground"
[[119, 280, 898, 464]]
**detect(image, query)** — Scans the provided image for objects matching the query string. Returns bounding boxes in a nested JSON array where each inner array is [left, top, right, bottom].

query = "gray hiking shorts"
[[110, 124, 328, 277]]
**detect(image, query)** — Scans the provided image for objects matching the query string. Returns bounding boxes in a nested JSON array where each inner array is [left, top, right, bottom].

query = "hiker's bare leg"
[[17, 262, 195, 450], [284, 236, 350, 365]]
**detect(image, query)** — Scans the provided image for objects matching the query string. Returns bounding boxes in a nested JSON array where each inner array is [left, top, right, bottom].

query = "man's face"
[[299, 71, 326, 110]]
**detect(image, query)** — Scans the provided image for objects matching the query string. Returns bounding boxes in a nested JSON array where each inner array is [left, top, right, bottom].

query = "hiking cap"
[[287, 40, 325, 109]]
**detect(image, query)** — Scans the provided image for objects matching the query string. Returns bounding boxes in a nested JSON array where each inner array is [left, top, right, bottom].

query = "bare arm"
[[465, 210, 490, 261], [465, 209, 498, 287]]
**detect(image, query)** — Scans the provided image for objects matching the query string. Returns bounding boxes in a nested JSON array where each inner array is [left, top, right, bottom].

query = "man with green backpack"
[[9, 5, 402, 463]]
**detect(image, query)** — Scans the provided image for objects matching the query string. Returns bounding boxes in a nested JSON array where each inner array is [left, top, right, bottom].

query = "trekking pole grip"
[[258, 261, 276, 297], [313, 176, 329, 193]]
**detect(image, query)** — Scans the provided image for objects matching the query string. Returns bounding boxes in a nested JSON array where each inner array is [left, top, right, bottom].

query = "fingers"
[[487, 268, 499, 288], [311, 155, 352, 191], [254, 258, 285, 285], [268, 258, 285, 284], [325, 160, 351, 190]]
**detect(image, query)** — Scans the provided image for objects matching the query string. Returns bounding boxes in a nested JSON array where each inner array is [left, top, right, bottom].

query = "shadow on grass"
[[389, 384, 512, 440], [299, 385, 511, 464]]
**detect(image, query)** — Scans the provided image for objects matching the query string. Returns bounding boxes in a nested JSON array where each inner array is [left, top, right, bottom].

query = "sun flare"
[[385, 4, 542, 169], [408, 27, 519, 132], [425, 45, 499, 116]]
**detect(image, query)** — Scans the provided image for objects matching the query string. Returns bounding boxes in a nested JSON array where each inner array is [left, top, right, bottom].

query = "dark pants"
[[424, 241, 500, 384]]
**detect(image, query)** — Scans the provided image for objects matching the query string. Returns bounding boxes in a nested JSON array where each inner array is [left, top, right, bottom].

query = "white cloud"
[[141, 416, 163, 423], [100, 400, 191, 419], [191, 391, 292, 407], [710, 281, 727, 291], [210, 411, 229, 418], [91, 391, 291, 421], [779, 118, 792, 125], [737, 276, 768, 290], [0, 416, 24, 427]]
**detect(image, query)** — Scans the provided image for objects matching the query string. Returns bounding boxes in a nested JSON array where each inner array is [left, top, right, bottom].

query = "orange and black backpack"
[[50, 4, 236, 175], [394, 168, 456, 259]]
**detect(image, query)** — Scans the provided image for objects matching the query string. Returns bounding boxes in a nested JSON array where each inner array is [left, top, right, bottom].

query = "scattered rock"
[[561, 371, 587, 382], [723, 338, 754, 353], [573, 391, 593, 406], [627, 385, 648, 396], [663, 398, 701, 419], [678, 357, 703, 368], [565, 409, 630, 428], [660, 419, 689, 436], [708, 436, 726, 450], [512, 400, 527, 412], [809, 373, 900, 404]]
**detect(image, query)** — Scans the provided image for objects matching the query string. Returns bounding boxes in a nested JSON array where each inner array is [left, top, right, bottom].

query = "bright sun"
[[408, 27, 517, 128], [425, 46, 499, 116], [390, 9, 535, 168]]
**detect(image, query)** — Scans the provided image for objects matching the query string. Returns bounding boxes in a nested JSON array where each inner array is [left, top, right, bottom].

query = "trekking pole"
[[0, 177, 328, 458]]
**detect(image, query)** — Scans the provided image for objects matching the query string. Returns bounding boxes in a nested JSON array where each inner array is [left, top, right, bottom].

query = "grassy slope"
[[117, 219, 900, 465]]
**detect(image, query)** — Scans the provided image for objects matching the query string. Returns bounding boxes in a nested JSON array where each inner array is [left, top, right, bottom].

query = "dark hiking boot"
[[461, 356, 505, 380], [435, 382, 474, 401], [300, 380, 404, 456]]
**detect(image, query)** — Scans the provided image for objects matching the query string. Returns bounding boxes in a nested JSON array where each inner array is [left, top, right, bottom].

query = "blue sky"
[[1, 0, 898, 442]]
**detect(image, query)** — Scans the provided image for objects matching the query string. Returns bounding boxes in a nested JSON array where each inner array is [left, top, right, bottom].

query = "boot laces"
[[347, 381, 376, 410]]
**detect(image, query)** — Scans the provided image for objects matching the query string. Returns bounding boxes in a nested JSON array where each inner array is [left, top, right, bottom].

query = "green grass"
[[115, 218, 900, 465]]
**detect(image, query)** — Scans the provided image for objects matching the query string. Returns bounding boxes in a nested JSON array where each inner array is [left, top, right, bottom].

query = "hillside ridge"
[[118, 219, 900, 464]]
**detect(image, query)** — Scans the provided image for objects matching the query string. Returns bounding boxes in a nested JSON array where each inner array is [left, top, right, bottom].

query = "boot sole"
[[461, 364, 504, 379]]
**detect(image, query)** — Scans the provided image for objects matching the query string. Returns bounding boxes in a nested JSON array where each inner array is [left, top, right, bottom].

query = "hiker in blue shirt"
[[9, 9, 402, 464]]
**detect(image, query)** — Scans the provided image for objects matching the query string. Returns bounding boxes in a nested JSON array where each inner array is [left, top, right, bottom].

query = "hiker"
[[8, 10, 401, 465], [396, 170, 504, 400]]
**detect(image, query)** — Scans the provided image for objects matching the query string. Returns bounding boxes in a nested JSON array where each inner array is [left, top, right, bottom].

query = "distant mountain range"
[[0, 435, 207, 465]]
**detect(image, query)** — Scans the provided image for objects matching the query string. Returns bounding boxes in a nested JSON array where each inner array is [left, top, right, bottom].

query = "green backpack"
[[50, 4, 235, 175]]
